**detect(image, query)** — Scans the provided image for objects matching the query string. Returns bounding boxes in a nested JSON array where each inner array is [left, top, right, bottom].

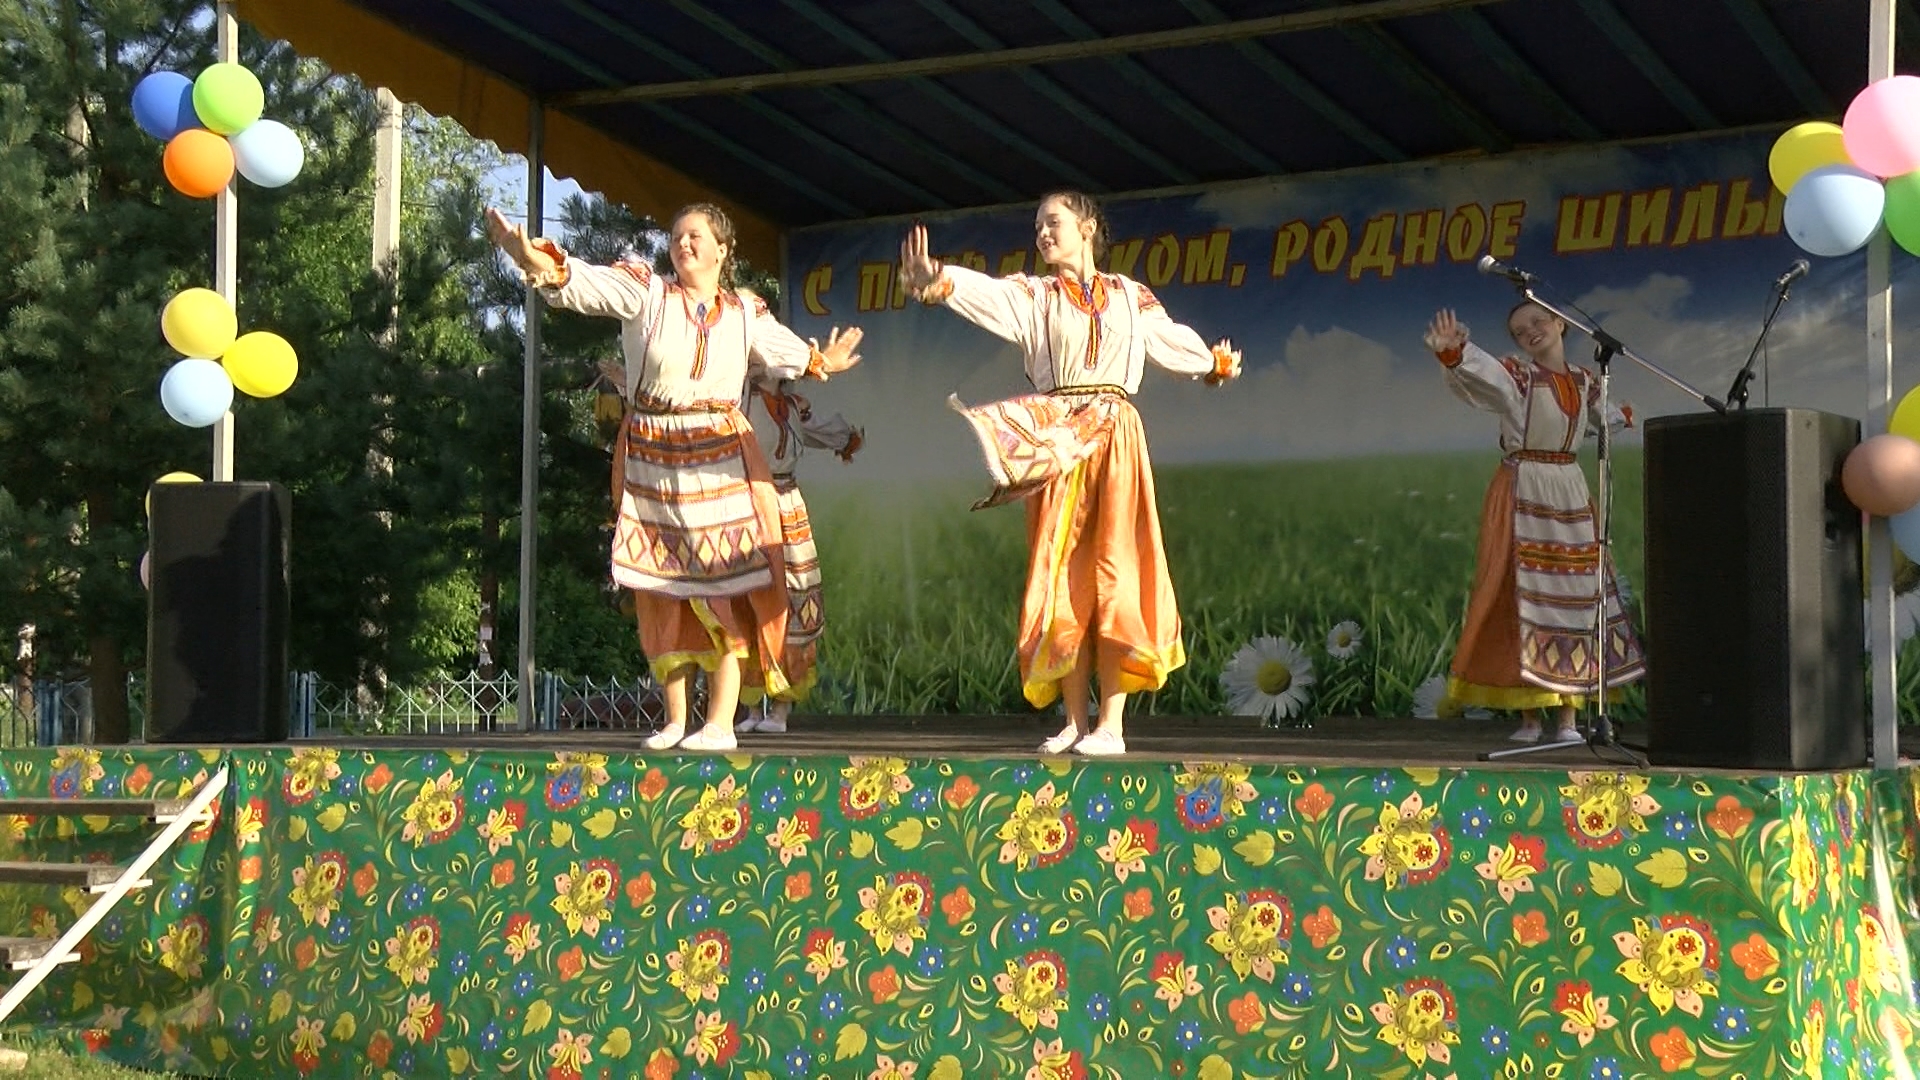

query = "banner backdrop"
[[774, 128, 1920, 720]]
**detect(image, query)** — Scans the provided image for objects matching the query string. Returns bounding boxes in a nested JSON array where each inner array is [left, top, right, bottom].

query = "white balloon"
[[159, 358, 234, 428], [230, 118, 305, 188]]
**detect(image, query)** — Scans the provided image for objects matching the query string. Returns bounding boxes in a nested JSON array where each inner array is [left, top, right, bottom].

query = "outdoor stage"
[[3, 717, 1918, 1079]]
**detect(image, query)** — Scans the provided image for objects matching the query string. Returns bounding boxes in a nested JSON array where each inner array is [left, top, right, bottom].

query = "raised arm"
[[1424, 308, 1524, 414], [1585, 375, 1635, 437], [484, 206, 658, 322], [745, 292, 862, 383], [899, 222, 1038, 349], [1134, 282, 1240, 385]]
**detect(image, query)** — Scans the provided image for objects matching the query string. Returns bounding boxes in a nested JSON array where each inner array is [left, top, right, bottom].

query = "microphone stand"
[[1480, 284, 1720, 767], [1724, 276, 1796, 410]]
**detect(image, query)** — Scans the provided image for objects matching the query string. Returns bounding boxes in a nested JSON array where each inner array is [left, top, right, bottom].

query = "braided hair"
[[671, 202, 740, 292], [1038, 190, 1111, 262]]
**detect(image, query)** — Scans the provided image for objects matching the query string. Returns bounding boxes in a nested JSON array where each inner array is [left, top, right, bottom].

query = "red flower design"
[[1649, 1026, 1696, 1072], [492, 859, 517, 887], [1227, 990, 1265, 1034], [869, 964, 901, 1003], [126, 764, 153, 796], [627, 870, 656, 908], [557, 946, 585, 982], [941, 885, 975, 926], [368, 1031, 393, 1068], [946, 776, 979, 809], [1295, 783, 1333, 822], [639, 768, 667, 801], [294, 936, 317, 971], [1302, 904, 1341, 949], [365, 764, 393, 795], [1705, 795, 1754, 840], [785, 872, 813, 901], [238, 855, 262, 885], [352, 863, 378, 898], [1123, 887, 1154, 921], [1512, 910, 1550, 947]]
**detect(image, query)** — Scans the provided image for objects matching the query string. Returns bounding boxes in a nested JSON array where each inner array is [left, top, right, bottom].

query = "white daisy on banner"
[[1220, 636, 1315, 723], [1325, 621, 1363, 660], [1411, 675, 1491, 720]]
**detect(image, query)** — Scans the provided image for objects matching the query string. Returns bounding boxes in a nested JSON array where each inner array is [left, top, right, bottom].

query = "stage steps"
[[0, 766, 228, 1029]]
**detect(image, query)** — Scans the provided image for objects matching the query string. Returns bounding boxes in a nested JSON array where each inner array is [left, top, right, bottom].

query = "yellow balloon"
[[145, 471, 202, 516], [222, 330, 298, 398], [1769, 121, 1850, 195], [1891, 384, 1920, 441], [160, 288, 236, 358]]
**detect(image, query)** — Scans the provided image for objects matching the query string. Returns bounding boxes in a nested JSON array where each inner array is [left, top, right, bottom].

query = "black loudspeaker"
[[1643, 408, 1864, 770], [147, 481, 290, 743]]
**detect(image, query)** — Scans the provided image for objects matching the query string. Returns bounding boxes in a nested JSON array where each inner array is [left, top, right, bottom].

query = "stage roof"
[[234, 0, 1913, 264]]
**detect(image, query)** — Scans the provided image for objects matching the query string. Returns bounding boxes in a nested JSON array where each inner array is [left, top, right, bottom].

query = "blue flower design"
[[760, 787, 787, 813], [403, 883, 428, 911], [234, 1015, 252, 1038], [101, 775, 121, 797], [1664, 814, 1694, 842], [1176, 782, 1225, 831], [1280, 972, 1311, 1006], [100, 915, 125, 943], [911, 787, 937, 811], [608, 780, 632, 803], [546, 771, 582, 811], [1372, 771, 1394, 796], [1085, 793, 1114, 822], [1459, 807, 1491, 839], [821, 991, 845, 1020], [421, 754, 440, 773], [451, 951, 470, 976], [1012, 764, 1035, 784], [1259, 798, 1286, 824], [470, 777, 493, 804], [396, 1051, 414, 1073], [168, 882, 195, 911], [698, 759, 720, 778], [259, 963, 278, 988], [1482, 1026, 1510, 1055], [687, 894, 712, 922], [480, 1022, 501, 1052], [917, 949, 945, 977], [1086, 993, 1111, 1022], [1175, 1021, 1202, 1050], [49, 770, 78, 798], [1827, 1036, 1846, 1066], [1861, 1047, 1879, 1076], [1386, 935, 1417, 970], [1713, 1005, 1749, 1040], [512, 971, 536, 997], [745, 968, 767, 994], [600, 927, 625, 953], [339, 774, 361, 799], [327, 917, 352, 945], [786, 1048, 812, 1076], [1011, 912, 1040, 944], [1589, 1058, 1622, 1080]]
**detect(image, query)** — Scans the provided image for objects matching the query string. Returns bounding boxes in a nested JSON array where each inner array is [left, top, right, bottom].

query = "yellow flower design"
[[49, 747, 104, 797], [1369, 978, 1460, 1069], [157, 915, 208, 979], [1613, 914, 1720, 1016], [550, 859, 618, 936], [383, 916, 439, 986], [1205, 889, 1292, 983], [855, 872, 932, 955], [869, 1054, 919, 1080], [1559, 771, 1659, 849], [1787, 809, 1819, 908], [399, 769, 464, 846], [666, 930, 730, 1003], [1095, 818, 1158, 881], [548, 1028, 594, 1075], [546, 752, 610, 797], [678, 776, 750, 855], [282, 747, 341, 804], [993, 950, 1068, 1032], [803, 929, 847, 984], [288, 853, 347, 927], [1357, 792, 1451, 888], [839, 756, 913, 820], [995, 781, 1078, 871]]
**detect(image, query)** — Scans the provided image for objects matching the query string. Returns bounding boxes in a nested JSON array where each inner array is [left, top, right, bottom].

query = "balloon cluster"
[[132, 64, 304, 198], [1772, 76, 1920, 258], [158, 288, 298, 428], [1842, 389, 1920, 561]]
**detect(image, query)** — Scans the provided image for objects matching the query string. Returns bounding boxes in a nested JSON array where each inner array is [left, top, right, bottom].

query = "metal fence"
[[0, 671, 684, 747]]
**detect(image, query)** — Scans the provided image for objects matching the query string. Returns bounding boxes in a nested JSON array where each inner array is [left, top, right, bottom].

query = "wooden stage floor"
[[302, 714, 1744, 771]]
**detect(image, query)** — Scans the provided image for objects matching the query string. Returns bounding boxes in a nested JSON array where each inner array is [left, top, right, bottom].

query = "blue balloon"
[[230, 119, 305, 187], [131, 72, 200, 142], [159, 358, 234, 428], [1784, 164, 1887, 257], [1893, 504, 1920, 563]]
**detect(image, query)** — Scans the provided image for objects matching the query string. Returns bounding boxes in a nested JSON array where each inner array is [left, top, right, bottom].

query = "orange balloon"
[[162, 129, 234, 199], [1842, 434, 1920, 516]]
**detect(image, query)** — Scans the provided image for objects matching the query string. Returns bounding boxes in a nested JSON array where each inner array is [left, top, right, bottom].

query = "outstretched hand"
[[814, 326, 864, 375], [1205, 338, 1242, 386], [898, 223, 940, 297], [485, 207, 562, 287], [1423, 308, 1469, 353]]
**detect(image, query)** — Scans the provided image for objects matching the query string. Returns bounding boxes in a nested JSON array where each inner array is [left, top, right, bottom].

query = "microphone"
[[1477, 254, 1538, 284], [1774, 258, 1810, 289]]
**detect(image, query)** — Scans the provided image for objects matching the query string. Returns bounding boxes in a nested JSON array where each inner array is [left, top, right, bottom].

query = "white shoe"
[[1552, 726, 1582, 743], [642, 724, 686, 751], [1037, 726, 1081, 755], [735, 714, 763, 734], [758, 703, 789, 734], [1073, 729, 1127, 756], [677, 725, 738, 752], [1508, 725, 1541, 744]]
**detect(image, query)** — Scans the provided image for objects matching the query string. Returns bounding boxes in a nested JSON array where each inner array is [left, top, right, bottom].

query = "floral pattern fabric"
[[1, 746, 1917, 1079]]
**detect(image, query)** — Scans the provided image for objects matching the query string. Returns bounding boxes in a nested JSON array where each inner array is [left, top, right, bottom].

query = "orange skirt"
[[955, 393, 1185, 708]]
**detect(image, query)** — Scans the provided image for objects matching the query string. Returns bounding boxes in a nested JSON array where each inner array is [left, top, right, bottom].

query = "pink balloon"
[[139, 550, 151, 589], [1844, 76, 1920, 178], [1842, 434, 1920, 516]]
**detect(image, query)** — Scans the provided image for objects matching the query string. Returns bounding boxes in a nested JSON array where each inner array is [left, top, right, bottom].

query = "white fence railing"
[[0, 671, 687, 747]]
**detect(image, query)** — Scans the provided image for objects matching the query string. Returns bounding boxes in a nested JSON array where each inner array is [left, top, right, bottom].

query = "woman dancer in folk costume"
[[737, 360, 865, 734], [484, 204, 864, 752], [1422, 303, 1645, 744], [898, 192, 1241, 757]]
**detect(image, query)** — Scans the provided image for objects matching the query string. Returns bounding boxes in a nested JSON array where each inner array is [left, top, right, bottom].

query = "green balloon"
[[192, 63, 263, 136], [1886, 172, 1920, 257]]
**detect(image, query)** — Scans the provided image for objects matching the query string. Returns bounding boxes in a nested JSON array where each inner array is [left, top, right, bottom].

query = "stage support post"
[[516, 102, 545, 733], [1868, 0, 1899, 769], [211, 2, 237, 481]]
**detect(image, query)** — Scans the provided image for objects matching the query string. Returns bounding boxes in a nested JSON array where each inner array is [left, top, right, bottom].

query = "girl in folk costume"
[[737, 360, 865, 734], [484, 205, 864, 752], [1422, 304, 1645, 743], [898, 192, 1241, 756]]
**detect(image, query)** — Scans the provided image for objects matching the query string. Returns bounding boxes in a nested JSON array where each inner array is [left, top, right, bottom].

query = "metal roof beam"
[[1720, 0, 1835, 116], [1176, 0, 1406, 162], [1027, 0, 1282, 174], [1574, 0, 1721, 128], [1333, 19, 1513, 152], [444, 0, 862, 218], [912, 0, 1196, 186], [663, 0, 1029, 201], [556, 0, 948, 209], [771, 0, 1102, 193], [1449, 9, 1604, 141], [554, 0, 1506, 106]]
